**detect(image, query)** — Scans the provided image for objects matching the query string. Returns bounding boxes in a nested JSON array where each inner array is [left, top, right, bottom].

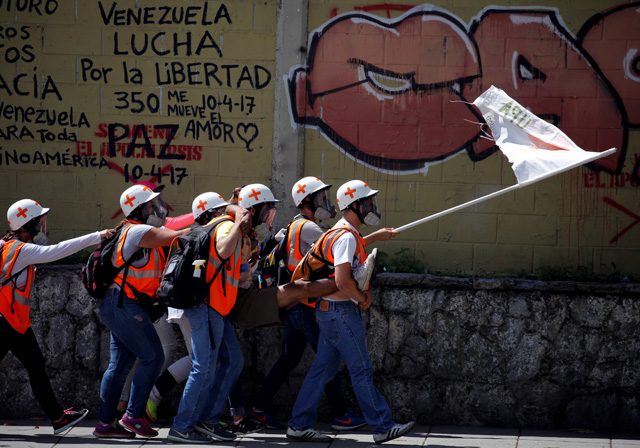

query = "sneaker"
[[331, 411, 368, 431], [52, 407, 89, 435], [286, 426, 332, 442], [146, 399, 158, 423], [93, 420, 136, 438], [167, 426, 213, 443], [119, 413, 158, 437], [248, 408, 286, 429], [373, 421, 416, 444], [194, 421, 237, 441], [231, 416, 267, 434], [353, 248, 377, 290]]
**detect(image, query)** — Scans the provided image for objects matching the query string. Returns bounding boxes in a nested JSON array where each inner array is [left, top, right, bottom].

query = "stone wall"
[[1, 266, 639, 433]]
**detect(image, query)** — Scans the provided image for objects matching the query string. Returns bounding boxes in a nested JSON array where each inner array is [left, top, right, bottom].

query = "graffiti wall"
[[290, 1, 640, 278], [0, 1, 638, 278], [0, 1, 276, 240]]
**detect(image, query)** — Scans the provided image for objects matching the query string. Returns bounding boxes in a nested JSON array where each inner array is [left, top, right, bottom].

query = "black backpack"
[[157, 220, 230, 309], [82, 227, 141, 299]]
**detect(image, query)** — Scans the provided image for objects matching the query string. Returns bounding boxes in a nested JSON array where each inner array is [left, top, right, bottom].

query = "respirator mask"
[[31, 215, 49, 245], [253, 204, 276, 241], [144, 197, 169, 228], [361, 196, 381, 227], [311, 190, 336, 222]]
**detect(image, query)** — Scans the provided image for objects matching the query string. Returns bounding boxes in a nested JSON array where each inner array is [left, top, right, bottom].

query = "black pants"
[[0, 317, 64, 421]]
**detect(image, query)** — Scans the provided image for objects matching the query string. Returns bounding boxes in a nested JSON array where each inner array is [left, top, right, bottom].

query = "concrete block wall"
[[0, 1, 639, 277]]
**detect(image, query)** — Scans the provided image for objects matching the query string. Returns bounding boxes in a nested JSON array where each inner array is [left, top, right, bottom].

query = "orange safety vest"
[[290, 222, 367, 303], [0, 240, 35, 334], [284, 217, 312, 272], [112, 222, 166, 300], [283, 217, 316, 308], [315, 223, 367, 273], [204, 215, 242, 316]]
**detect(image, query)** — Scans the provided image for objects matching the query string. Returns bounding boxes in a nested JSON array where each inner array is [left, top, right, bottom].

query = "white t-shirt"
[[322, 219, 363, 302]]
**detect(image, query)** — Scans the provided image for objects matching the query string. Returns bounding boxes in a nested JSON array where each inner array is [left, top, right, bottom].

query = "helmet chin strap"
[[23, 220, 39, 239], [303, 197, 317, 213], [251, 203, 263, 228], [128, 206, 147, 224], [349, 202, 366, 224]]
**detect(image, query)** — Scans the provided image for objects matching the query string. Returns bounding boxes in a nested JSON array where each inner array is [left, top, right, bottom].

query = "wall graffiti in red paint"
[[602, 197, 640, 244], [288, 3, 639, 183]]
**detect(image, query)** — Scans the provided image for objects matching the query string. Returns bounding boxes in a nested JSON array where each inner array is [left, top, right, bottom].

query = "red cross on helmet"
[[120, 184, 161, 218], [238, 183, 278, 209], [291, 176, 332, 207], [7, 199, 50, 231], [192, 192, 230, 220], [336, 180, 378, 211]]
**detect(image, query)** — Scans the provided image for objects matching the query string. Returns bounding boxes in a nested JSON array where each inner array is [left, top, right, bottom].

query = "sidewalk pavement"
[[1, 419, 639, 448]]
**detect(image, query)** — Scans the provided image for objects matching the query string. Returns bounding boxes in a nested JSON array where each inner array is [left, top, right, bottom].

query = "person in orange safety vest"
[[250, 177, 371, 430], [169, 183, 344, 443], [287, 180, 414, 445], [94, 184, 189, 439], [1, 199, 113, 435]]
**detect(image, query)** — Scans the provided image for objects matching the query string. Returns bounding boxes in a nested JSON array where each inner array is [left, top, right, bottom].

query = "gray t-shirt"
[[293, 214, 325, 255], [120, 223, 154, 268]]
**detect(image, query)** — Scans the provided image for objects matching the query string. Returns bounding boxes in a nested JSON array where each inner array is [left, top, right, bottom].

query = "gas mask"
[[143, 197, 169, 228], [31, 215, 49, 245], [361, 196, 381, 227], [311, 190, 336, 222], [253, 204, 276, 242]]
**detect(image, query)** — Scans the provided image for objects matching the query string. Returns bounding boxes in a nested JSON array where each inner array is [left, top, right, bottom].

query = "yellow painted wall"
[[0, 0, 638, 279], [0, 0, 277, 241], [297, 0, 640, 279]]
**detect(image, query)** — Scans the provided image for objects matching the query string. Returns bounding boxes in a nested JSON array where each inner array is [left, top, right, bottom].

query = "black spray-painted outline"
[[287, 4, 632, 179], [576, 1, 639, 183], [287, 6, 493, 175]]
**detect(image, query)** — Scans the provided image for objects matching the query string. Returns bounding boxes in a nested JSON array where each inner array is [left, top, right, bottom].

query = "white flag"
[[473, 85, 616, 185], [395, 86, 617, 233]]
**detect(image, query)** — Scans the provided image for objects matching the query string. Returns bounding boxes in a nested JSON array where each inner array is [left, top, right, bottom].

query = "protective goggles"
[[258, 204, 277, 228], [142, 197, 168, 220]]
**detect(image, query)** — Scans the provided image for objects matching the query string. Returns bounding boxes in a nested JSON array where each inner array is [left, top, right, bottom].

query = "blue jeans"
[[289, 300, 394, 433], [98, 287, 164, 423], [254, 303, 347, 417], [173, 302, 243, 432]]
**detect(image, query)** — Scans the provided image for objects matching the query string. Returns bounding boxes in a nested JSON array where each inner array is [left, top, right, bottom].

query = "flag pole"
[[394, 148, 616, 233]]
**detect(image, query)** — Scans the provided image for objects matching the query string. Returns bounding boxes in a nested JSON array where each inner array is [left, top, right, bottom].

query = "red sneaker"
[[93, 421, 135, 438], [119, 413, 158, 437]]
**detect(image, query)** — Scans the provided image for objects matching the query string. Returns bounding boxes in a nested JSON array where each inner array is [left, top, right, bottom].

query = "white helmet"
[[238, 183, 278, 209], [120, 184, 160, 218], [336, 180, 378, 211], [7, 199, 50, 231], [192, 192, 230, 220], [292, 176, 332, 207]]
